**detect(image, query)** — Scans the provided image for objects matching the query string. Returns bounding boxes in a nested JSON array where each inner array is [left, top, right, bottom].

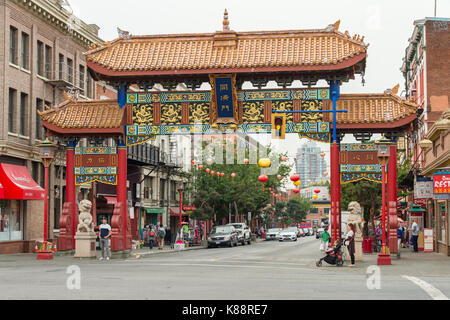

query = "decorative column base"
[[377, 254, 392, 265], [74, 232, 97, 258]]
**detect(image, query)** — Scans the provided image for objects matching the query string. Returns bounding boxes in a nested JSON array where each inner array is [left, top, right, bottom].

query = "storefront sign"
[[423, 228, 434, 252], [414, 198, 427, 208], [74, 147, 118, 185], [339, 143, 382, 184], [433, 172, 450, 199], [414, 177, 434, 199]]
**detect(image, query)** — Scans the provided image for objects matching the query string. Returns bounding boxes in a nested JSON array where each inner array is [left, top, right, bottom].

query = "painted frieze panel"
[[160, 103, 182, 125]]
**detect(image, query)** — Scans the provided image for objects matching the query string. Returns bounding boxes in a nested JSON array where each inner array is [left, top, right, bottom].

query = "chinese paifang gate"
[[39, 11, 419, 255]]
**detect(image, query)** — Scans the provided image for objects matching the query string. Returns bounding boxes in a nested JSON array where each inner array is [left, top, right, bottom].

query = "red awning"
[[104, 196, 117, 205], [0, 163, 44, 200]]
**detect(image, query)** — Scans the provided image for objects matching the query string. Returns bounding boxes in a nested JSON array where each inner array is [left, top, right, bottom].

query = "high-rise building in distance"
[[295, 141, 327, 187]]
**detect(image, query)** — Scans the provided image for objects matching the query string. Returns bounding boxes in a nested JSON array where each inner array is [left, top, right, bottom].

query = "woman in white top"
[[345, 223, 356, 267]]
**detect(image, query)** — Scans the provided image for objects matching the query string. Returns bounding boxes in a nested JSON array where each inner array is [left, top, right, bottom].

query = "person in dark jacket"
[[345, 223, 356, 267]]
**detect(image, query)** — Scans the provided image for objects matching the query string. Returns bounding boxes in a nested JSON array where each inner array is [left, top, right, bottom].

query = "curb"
[[132, 245, 207, 259]]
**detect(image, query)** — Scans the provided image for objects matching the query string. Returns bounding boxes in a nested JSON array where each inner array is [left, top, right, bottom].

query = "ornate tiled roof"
[[38, 99, 123, 132], [331, 90, 418, 127], [85, 20, 367, 74]]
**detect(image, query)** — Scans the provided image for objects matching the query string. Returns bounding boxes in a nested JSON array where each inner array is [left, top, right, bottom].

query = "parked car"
[[266, 228, 282, 240], [316, 227, 325, 239], [227, 223, 251, 245], [207, 225, 239, 248], [279, 227, 298, 242]]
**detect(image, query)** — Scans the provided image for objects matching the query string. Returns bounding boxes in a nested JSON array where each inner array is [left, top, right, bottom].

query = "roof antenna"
[[223, 9, 230, 31]]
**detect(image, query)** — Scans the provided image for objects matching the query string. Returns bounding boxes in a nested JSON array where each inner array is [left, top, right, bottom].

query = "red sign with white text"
[[433, 174, 450, 194]]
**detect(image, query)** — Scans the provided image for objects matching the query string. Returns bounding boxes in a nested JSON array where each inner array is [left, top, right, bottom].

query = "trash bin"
[[363, 237, 373, 253]]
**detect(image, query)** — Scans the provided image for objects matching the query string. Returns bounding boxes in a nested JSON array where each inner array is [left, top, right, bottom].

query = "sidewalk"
[[316, 246, 450, 277]]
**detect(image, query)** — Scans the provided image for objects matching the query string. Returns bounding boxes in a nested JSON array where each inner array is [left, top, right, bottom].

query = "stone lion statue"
[[77, 199, 93, 233], [347, 201, 363, 238]]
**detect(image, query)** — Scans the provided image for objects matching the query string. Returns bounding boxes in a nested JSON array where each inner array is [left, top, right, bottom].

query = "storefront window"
[[0, 200, 23, 241]]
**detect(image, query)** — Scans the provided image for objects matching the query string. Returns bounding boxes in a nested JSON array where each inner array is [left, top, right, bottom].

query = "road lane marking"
[[402, 275, 449, 300]]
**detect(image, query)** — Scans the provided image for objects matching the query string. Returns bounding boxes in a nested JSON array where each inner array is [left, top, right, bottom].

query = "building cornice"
[[10, 0, 103, 48], [421, 150, 450, 176]]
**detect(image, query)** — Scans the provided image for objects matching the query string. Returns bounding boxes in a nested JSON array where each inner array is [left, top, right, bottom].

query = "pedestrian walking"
[[320, 226, 331, 251], [397, 225, 403, 250], [345, 223, 356, 267], [99, 217, 112, 260], [148, 226, 156, 250], [158, 224, 166, 250], [411, 219, 419, 252]]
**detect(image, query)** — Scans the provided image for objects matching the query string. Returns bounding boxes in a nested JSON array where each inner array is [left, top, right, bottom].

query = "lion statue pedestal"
[[74, 200, 96, 258], [345, 201, 364, 262]]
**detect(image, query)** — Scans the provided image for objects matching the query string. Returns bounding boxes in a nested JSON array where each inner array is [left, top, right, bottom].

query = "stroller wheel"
[[316, 260, 322, 267], [336, 259, 344, 267]]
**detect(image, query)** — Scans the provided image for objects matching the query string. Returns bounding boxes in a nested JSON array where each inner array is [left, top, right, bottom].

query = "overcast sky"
[[69, 0, 449, 173]]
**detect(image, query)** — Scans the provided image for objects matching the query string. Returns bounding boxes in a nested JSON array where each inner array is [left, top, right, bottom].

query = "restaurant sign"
[[433, 172, 450, 200]]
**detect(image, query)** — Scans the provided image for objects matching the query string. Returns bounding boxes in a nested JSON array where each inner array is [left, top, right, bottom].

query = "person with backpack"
[[320, 226, 331, 251], [157, 224, 166, 250], [148, 225, 156, 250]]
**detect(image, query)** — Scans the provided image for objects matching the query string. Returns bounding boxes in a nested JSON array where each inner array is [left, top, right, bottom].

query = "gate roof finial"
[[223, 9, 230, 31]]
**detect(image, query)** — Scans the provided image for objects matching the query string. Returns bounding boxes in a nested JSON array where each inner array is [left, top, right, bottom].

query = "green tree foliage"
[[185, 139, 292, 224]]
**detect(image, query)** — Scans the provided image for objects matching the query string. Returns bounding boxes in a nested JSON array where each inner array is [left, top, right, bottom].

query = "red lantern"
[[290, 174, 300, 182], [258, 175, 269, 183], [216, 172, 220, 176], [220, 172, 224, 176], [277, 174, 282, 180], [244, 158, 249, 164], [205, 168, 210, 173], [231, 173, 236, 178], [323, 171, 328, 176], [314, 189, 321, 194], [320, 153, 325, 158], [211, 170, 215, 175], [198, 165, 203, 170], [192, 160, 197, 165], [293, 189, 300, 194], [281, 156, 287, 162]]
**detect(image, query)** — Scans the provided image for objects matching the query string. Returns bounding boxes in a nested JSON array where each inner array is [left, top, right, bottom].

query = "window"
[[21, 32, 29, 69], [19, 93, 28, 136], [36, 98, 43, 140], [8, 88, 17, 133], [58, 54, 64, 80], [44, 45, 52, 79], [79, 65, 85, 93], [86, 74, 92, 98], [0, 200, 23, 241], [144, 177, 153, 199], [37, 41, 43, 76], [67, 58, 73, 83], [438, 202, 447, 243], [32, 161, 39, 183], [9, 26, 18, 65]]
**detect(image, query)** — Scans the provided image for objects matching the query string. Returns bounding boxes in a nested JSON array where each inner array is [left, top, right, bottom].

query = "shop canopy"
[[104, 196, 117, 205], [0, 163, 44, 200]]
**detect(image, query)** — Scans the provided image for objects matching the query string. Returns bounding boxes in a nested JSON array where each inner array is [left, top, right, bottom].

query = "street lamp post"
[[376, 136, 392, 265], [177, 180, 184, 231], [36, 139, 58, 260]]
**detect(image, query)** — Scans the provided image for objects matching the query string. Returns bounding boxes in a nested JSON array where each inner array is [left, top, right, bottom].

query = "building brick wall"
[[425, 20, 450, 113]]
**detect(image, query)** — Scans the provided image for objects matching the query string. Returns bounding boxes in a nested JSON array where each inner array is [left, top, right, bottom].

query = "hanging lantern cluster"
[[293, 189, 300, 194]]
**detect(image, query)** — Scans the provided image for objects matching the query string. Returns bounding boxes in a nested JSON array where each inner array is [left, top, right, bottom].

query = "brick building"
[[0, 0, 115, 254]]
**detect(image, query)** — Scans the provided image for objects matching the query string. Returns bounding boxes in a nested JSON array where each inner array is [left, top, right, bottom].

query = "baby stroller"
[[316, 240, 345, 267]]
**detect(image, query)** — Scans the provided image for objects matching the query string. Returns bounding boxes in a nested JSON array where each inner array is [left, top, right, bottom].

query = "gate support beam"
[[330, 81, 341, 242], [387, 144, 398, 253]]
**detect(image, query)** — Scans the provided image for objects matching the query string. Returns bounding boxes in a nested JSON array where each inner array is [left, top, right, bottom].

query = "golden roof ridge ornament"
[[223, 9, 230, 31], [326, 20, 340, 32]]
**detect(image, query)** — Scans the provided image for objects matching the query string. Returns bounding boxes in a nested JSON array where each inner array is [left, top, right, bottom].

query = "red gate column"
[[117, 141, 131, 251], [58, 140, 77, 251], [330, 142, 341, 242], [387, 144, 398, 253]]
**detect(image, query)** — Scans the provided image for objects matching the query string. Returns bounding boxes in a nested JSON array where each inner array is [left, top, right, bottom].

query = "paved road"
[[0, 236, 449, 300]]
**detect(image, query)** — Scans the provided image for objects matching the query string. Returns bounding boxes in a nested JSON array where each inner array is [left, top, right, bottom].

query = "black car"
[[207, 225, 239, 248]]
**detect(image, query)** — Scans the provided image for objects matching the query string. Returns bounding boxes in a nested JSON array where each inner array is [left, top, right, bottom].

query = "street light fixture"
[[36, 139, 58, 260], [375, 136, 392, 266], [177, 180, 184, 231]]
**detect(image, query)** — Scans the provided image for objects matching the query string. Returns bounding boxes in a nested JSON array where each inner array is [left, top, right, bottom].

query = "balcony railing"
[[127, 144, 160, 165]]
